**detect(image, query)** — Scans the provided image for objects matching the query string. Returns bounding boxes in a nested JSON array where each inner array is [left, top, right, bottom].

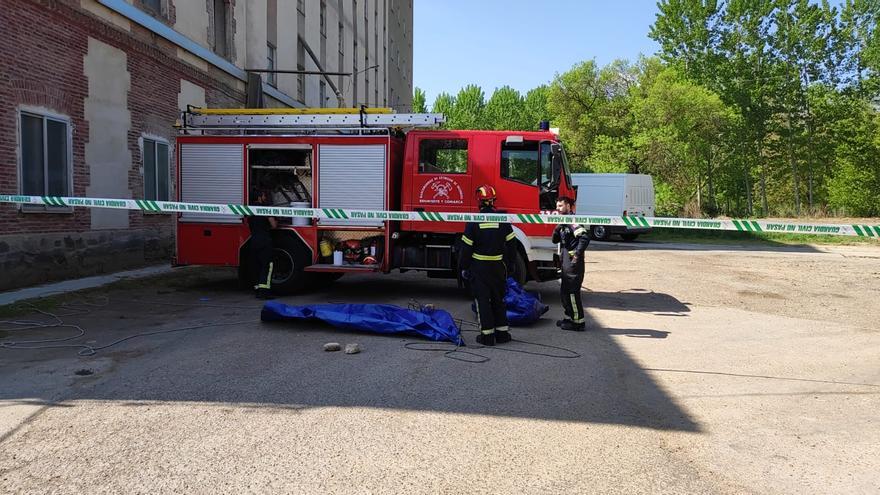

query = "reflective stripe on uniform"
[[505, 232, 516, 241], [256, 262, 274, 289], [474, 299, 483, 329], [461, 236, 473, 246], [481, 328, 495, 335], [472, 253, 503, 261], [478, 223, 499, 229], [570, 293, 580, 322], [574, 227, 587, 236], [496, 325, 509, 332]]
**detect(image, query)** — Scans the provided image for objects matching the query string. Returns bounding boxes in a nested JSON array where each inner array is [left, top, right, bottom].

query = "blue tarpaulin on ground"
[[260, 301, 464, 345], [472, 278, 550, 326]]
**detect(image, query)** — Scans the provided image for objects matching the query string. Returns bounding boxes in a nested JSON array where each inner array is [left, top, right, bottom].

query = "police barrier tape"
[[1, 194, 879, 238]]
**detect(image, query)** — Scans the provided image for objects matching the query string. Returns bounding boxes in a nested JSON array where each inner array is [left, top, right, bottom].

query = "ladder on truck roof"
[[178, 106, 445, 134]]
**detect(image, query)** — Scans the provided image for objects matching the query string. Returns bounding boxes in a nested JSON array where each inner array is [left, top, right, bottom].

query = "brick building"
[[0, 0, 413, 291]]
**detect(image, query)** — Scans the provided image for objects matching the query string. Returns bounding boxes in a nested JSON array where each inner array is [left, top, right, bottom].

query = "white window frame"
[[17, 107, 73, 213], [141, 135, 171, 205]]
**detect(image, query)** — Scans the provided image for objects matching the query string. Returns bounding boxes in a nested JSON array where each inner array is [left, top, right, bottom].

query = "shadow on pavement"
[[0, 270, 700, 433], [584, 288, 691, 314], [591, 238, 823, 254]]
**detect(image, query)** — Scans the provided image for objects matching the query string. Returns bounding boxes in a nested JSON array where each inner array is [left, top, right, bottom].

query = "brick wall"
[[0, 0, 249, 291]]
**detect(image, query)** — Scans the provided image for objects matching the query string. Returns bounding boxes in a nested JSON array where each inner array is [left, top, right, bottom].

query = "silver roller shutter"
[[318, 144, 386, 226], [179, 144, 244, 223]]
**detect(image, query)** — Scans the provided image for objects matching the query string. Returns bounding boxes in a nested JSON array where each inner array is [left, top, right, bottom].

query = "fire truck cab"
[[174, 108, 576, 293]]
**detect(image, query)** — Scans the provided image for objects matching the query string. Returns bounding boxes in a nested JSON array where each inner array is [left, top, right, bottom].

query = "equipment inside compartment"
[[319, 231, 384, 267], [248, 148, 313, 208]]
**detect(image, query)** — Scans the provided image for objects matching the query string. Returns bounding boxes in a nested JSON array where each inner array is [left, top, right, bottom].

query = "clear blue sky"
[[413, 0, 661, 105]]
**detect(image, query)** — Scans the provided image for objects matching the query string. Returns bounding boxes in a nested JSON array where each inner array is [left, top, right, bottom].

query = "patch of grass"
[[642, 228, 880, 246], [0, 296, 67, 319]]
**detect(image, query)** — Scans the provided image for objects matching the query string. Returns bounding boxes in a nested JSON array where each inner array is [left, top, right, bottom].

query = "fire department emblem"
[[419, 176, 464, 205]]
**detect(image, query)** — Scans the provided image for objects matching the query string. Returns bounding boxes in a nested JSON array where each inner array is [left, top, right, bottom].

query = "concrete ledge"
[[0, 264, 179, 306]]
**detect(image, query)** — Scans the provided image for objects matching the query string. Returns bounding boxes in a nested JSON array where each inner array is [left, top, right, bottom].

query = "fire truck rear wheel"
[[269, 234, 313, 294]]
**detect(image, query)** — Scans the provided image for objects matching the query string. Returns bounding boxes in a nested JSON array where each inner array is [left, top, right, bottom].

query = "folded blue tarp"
[[471, 278, 550, 326], [261, 301, 464, 345]]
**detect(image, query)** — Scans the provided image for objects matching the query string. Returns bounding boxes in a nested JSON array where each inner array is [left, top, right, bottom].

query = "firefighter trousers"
[[560, 253, 585, 324], [251, 235, 274, 294], [470, 260, 509, 335]]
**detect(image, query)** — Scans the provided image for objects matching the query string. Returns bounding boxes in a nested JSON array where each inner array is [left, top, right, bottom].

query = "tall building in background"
[[0, 0, 413, 291], [311, 0, 413, 110]]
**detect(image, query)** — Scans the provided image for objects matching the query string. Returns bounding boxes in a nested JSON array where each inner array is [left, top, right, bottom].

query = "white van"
[[571, 173, 655, 241]]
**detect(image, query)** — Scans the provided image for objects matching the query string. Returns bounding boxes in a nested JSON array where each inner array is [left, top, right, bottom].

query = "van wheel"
[[590, 225, 610, 241], [621, 234, 639, 242]]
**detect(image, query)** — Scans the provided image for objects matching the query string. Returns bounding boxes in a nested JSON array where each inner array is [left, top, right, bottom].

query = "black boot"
[[560, 320, 585, 332], [556, 319, 572, 328], [255, 289, 275, 300], [476, 333, 496, 346], [495, 330, 512, 344]]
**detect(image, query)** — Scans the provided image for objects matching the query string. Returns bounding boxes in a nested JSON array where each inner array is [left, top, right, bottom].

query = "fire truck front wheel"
[[509, 249, 528, 286]]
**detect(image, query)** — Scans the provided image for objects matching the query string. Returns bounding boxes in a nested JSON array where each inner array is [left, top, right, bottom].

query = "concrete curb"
[[0, 264, 180, 306]]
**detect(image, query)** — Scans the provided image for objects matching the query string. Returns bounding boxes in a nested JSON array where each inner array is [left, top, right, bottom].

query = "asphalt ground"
[[1, 242, 878, 494]]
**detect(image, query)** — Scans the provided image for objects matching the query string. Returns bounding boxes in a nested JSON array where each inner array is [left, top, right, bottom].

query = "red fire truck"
[[174, 108, 577, 293]]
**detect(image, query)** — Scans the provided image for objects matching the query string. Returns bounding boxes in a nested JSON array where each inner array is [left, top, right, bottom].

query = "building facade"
[[0, 0, 414, 291]]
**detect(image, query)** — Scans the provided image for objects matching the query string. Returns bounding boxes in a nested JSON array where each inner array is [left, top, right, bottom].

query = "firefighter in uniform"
[[459, 185, 517, 346], [248, 187, 278, 300], [553, 196, 590, 331]]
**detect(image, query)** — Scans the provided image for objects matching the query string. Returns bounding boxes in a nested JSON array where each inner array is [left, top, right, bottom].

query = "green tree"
[[547, 60, 604, 167], [548, 58, 664, 174], [634, 67, 738, 216], [450, 84, 487, 129], [523, 85, 550, 130], [431, 92, 455, 127], [412, 87, 427, 113], [814, 88, 880, 215], [650, 0, 724, 83], [484, 86, 526, 130], [840, 0, 880, 91]]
